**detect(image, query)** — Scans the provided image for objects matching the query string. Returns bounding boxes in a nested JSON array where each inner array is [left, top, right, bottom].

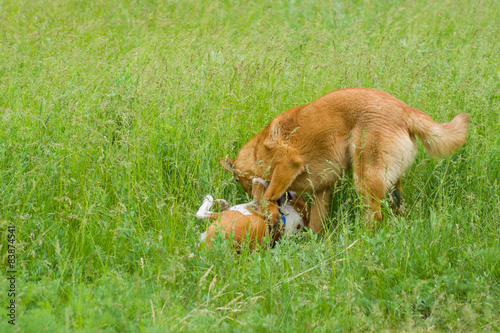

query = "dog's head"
[[219, 119, 305, 199]]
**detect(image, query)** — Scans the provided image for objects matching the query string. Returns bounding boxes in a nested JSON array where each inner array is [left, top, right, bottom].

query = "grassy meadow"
[[1, 0, 499, 331]]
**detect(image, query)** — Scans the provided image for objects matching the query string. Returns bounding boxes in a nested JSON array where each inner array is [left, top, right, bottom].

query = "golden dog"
[[220, 88, 469, 231]]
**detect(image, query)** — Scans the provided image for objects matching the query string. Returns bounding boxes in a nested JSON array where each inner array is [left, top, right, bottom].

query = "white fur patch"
[[196, 195, 214, 219], [382, 134, 418, 189], [281, 204, 304, 236], [228, 203, 253, 216]]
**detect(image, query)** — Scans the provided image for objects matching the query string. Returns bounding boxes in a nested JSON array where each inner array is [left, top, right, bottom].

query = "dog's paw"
[[214, 199, 230, 211], [203, 195, 214, 204]]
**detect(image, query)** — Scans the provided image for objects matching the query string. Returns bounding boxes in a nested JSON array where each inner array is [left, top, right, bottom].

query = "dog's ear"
[[219, 158, 236, 174], [251, 178, 281, 228], [251, 178, 268, 201], [264, 124, 280, 150], [264, 118, 301, 150]]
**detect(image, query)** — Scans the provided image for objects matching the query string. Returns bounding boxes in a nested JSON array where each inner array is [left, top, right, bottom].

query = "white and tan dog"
[[195, 178, 310, 251]]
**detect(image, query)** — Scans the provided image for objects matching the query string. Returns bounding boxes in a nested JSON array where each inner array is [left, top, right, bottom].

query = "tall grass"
[[0, 0, 499, 331]]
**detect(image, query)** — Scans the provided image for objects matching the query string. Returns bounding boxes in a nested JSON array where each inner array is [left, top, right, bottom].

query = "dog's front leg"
[[264, 157, 305, 202], [309, 189, 332, 234]]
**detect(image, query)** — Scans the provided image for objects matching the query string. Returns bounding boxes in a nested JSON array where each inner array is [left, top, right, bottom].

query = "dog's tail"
[[406, 107, 470, 158]]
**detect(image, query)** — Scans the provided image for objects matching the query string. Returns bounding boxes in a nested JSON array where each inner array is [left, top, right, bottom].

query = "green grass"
[[0, 0, 499, 331]]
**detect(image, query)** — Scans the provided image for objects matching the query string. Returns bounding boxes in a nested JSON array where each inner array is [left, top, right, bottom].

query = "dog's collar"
[[279, 208, 286, 226], [277, 191, 293, 226]]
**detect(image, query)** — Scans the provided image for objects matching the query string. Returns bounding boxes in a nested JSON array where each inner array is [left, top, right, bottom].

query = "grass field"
[[1, 0, 499, 331]]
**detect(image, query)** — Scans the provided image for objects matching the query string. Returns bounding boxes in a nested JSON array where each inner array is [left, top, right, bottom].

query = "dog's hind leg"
[[351, 132, 386, 227], [352, 127, 416, 227], [196, 195, 215, 219], [353, 168, 385, 228]]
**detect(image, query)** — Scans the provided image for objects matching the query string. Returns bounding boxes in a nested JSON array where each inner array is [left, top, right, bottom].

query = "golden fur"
[[220, 88, 470, 231]]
